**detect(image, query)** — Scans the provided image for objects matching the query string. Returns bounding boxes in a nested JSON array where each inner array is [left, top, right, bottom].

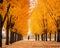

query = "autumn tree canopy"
[[0, 0, 32, 36], [0, 0, 60, 36], [30, 0, 60, 35]]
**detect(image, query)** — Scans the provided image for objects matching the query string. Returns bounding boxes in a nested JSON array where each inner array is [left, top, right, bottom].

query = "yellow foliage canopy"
[[0, 0, 31, 36], [0, 0, 60, 36], [30, 0, 60, 35]]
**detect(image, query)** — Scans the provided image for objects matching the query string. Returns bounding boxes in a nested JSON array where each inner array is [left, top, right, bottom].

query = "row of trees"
[[6, 15, 23, 45], [0, 0, 10, 46], [0, 3, 23, 47], [30, 0, 60, 41], [0, 0, 60, 47], [0, 0, 30, 47]]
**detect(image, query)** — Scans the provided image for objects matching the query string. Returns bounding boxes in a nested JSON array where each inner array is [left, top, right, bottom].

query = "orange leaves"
[[0, 0, 31, 36], [1, 0, 60, 36], [30, 0, 60, 35], [9, 0, 30, 36]]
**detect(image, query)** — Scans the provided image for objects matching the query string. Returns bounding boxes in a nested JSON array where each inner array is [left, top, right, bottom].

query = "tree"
[[54, 31, 56, 41], [35, 34, 37, 40], [0, 0, 3, 3], [30, 0, 59, 41], [10, 16, 15, 44], [49, 32, 51, 41], [41, 34, 44, 41], [57, 16, 60, 42], [0, 15, 3, 47], [0, 4, 10, 47], [43, 0, 60, 42], [6, 17, 10, 45]]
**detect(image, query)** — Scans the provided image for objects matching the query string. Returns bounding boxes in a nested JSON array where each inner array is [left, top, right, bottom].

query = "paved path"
[[2, 40, 60, 48]]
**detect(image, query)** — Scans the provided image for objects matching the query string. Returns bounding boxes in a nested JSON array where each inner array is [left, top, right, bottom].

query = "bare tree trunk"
[[18, 34, 21, 41], [16, 33, 19, 41], [50, 33, 51, 41], [2, 4, 10, 25], [44, 33, 45, 41], [46, 32, 47, 41], [9, 15, 15, 43], [6, 27, 9, 45], [18, 34, 23, 41], [14, 32, 16, 42], [20, 34, 23, 40], [17, 34, 19, 41], [6, 18, 10, 45], [57, 29, 60, 42], [19, 34, 21, 40], [54, 32, 56, 41], [41, 34, 43, 41], [10, 32, 12, 44], [0, 27, 2, 47], [38, 34, 39, 41], [10, 32, 14, 44], [0, 15, 3, 47], [35, 34, 37, 40], [12, 32, 15, 43], [0, 0, 3, 3], [16, 33, 18, 41]]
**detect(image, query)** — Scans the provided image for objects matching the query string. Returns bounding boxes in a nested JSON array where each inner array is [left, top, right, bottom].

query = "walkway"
[[2, 40, 60, 48]]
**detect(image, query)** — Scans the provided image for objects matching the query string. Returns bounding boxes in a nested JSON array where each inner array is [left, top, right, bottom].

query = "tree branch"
[[2, 4, 11, 27]]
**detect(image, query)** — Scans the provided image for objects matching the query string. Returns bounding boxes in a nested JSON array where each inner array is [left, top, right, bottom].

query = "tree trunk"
[[14, 32, 17, 42], [18, 34, 23, 41], [43, 33, 45, 41], [54, 32, 56, 41], [16, 33, 19, 41], [35, 34, 37, 40], [50, 33, 51, 41], [17, 34, 19, 41], [0, 15, 3, 47], [12, 32, 15, 43], [10, 32, 14, 44], [6, 28, 9, 45], [46, 32, 47, 41], [41, 34, 43, 41], [6, 18, 9, 45], [20, 34, 23, 40], [18, 34, 21, 41], [0, 0, 3, 3], [57, 29, 60, 42], [10, 32, 12, 44], [0, 27, 2, 47], [3, 4, 10, 25], [38, 34, 39, 41]]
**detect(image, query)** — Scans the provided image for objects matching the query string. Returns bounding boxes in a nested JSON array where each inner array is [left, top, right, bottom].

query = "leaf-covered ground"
[[2, 39, 60, 48]]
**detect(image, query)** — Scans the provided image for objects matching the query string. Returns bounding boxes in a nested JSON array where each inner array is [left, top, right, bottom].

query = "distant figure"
[[28, 32, 30, 40], [28, 35, 30, 40]]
